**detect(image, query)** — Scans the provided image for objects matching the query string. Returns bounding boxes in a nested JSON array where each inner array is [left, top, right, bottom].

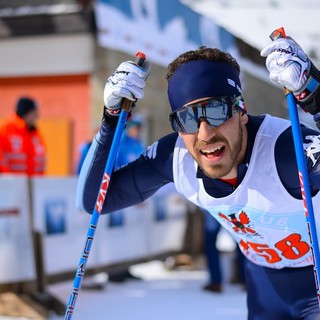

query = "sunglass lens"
[[171, 98, 231, 133]]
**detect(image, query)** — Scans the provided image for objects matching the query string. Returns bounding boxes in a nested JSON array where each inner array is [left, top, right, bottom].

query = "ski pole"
[[270, 27, 320, 303], [64, 52, 147, 320]]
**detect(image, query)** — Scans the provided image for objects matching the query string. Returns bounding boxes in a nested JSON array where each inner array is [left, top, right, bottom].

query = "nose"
[[197, 118, 216, 140]]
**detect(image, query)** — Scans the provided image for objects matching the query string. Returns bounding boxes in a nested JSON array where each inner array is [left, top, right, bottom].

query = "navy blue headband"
[[168, 60, 242, 113]]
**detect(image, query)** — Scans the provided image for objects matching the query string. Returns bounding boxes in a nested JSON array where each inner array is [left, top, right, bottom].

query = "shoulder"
[[274, 121, 320, 194], [159, 132, 179, 146], [277, 122, 320, 147], [144, 132, 178, 161], [121, 132, 178, 183], [0, 118, 20, 134]]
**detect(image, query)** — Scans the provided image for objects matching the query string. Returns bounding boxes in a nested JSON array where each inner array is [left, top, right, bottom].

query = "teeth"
[[201, 145, 223, 154]]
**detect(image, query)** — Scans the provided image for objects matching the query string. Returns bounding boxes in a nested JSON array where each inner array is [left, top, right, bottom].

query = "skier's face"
[[179, 100, 248, 180]]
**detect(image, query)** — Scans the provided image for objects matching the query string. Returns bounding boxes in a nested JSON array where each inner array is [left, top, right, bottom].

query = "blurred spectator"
[[109, 117, 146, 281], [114, 117, 145, 169], [77, 118, 145, 173], [202, 209, 223, 293], [0, 97, 46, 175], [230, 246, 246, 288], [202, 209, 246, 293]]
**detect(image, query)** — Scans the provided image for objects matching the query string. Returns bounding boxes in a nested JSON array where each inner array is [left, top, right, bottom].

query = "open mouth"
[[200, 145, 225, 158]]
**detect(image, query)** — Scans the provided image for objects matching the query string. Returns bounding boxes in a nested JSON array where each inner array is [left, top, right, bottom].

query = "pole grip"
[[269, 27, 286, 41], [121, 52, 146, 112]]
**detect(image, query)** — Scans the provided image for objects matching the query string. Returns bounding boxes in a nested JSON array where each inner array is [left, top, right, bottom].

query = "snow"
[[49, 258, 247, 320]]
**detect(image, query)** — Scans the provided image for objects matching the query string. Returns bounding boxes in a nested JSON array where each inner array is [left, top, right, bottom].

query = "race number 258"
[[240, 233, 310, 263]]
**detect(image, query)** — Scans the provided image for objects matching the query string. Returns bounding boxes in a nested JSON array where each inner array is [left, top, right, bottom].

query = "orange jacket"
[[0, 114, 46, 176]]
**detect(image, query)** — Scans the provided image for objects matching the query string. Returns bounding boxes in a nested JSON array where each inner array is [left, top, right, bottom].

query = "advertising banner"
[[95, 0, 239, 67], [32, 176, 96, 274], [32, 177, 187, 275], [0, 176, 36, 282]]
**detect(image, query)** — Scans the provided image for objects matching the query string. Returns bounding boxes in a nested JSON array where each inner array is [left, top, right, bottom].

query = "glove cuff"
[[294, 64, 320, 102], [294, 64, 320, 115], [102, 106, 134, 128], [102, 106, 120, 128]]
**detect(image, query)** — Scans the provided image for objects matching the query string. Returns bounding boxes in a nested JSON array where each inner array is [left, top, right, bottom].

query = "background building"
[[0, 0, 318, 175]]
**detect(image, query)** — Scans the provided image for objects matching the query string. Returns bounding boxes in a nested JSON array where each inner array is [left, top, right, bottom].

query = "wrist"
[[294, 64, 320, 102], [294, 64, 320, 115], [102, 106, 120, 127]]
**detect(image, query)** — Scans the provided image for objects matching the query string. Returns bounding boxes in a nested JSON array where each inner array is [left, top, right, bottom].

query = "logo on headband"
[[227, 78, 242, 95]]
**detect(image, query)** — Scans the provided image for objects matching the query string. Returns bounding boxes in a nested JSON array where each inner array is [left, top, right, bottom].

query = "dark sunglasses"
[[169, 96, 245, 133]]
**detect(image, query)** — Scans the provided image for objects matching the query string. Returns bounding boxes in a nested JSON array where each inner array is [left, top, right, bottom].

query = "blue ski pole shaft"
[[64, 111, 128, 320], [270, 27, 320, 302], [286, 90, 320, 300], [64, 52, 146, 320]]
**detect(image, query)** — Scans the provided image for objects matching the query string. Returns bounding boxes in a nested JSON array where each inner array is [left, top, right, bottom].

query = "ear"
[[240, 112, 249, 125]]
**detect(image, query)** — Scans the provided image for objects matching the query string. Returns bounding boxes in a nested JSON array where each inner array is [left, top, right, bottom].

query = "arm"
[[77, 56, 152, 213], [276, 125, 320, 197], [76, 119, 177, 214]]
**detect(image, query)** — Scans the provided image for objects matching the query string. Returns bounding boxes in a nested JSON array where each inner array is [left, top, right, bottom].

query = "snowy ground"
[[48, 258, 247, 320]]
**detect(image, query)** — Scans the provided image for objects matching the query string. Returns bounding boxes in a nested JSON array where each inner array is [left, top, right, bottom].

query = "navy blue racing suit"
[[77, 114, 320, 320]]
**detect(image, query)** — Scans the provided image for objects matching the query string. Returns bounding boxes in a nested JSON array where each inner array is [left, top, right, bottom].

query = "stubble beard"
[[196, 126, 243, 179]]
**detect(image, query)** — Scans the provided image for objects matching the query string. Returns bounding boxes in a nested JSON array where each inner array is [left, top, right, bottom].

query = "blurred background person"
[[77, 117, 145, 173], [114, 117, 145, 169], [202, 209, 246, 293], [0, 97, 46, 176], [110, 116, 146, 281], [230, 246, 246, 288], [202, 209, 223, 293]]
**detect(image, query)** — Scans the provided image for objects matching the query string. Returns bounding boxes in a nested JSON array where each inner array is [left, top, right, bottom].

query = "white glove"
[[104, 60, 151, 115], [260, 36, 311, 92]]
